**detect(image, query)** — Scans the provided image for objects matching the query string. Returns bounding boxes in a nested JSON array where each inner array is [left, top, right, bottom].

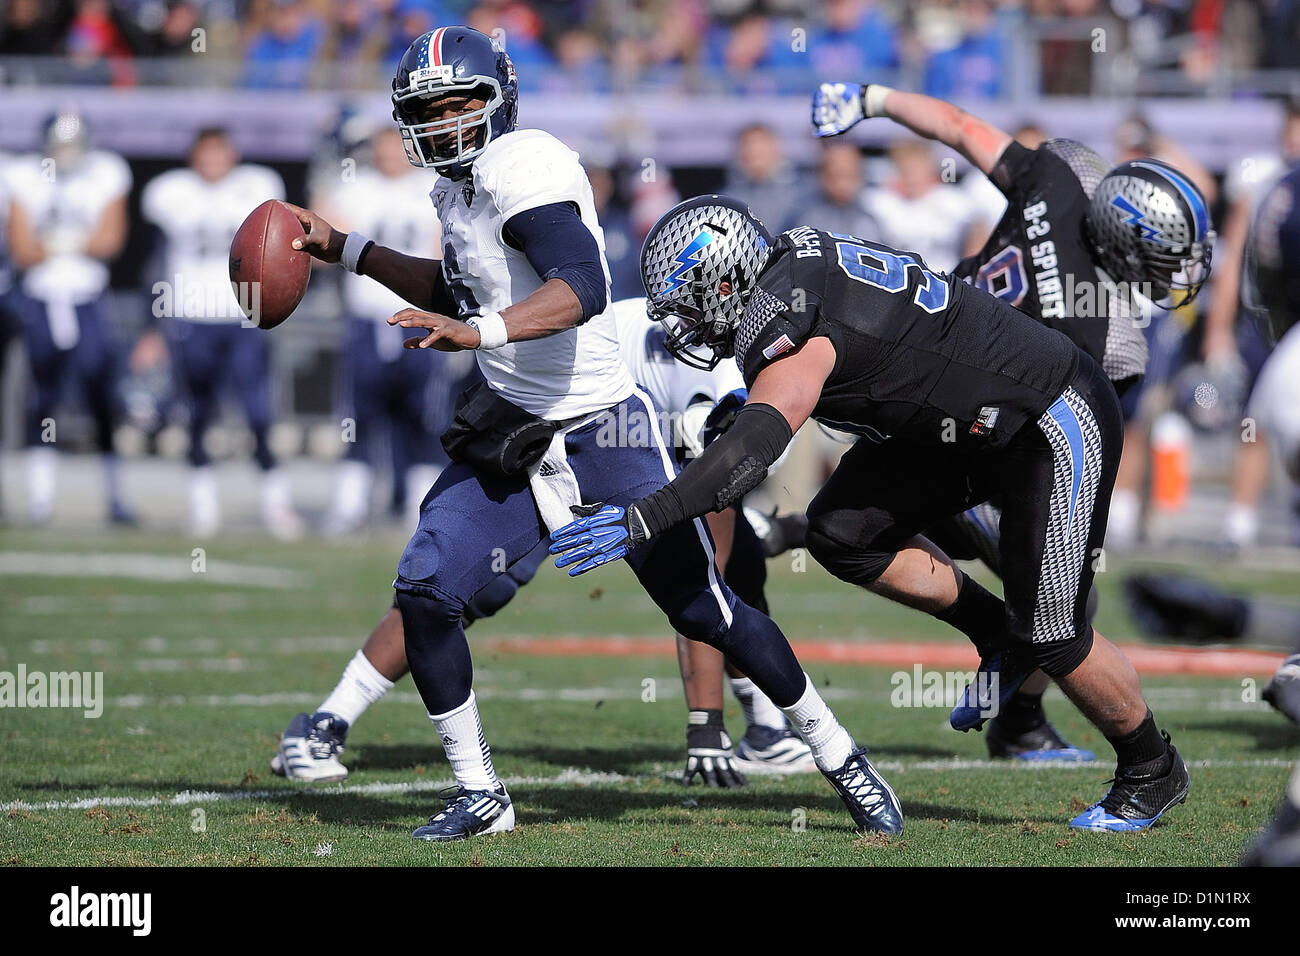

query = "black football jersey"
[[953, 140, 1147, 383], [735, 227, 1080, 450]]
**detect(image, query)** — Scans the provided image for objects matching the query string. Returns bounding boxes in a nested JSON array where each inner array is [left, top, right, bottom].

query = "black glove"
[[682, 709, 747, 788]]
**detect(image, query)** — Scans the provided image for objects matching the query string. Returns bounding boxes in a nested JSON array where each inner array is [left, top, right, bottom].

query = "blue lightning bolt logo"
[[663, 230, 713, 293], [1111, 195, 1161, 241]]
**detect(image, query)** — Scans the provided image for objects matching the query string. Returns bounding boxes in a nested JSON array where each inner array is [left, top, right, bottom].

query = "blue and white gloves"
[[549, 503, 651, 576], [811, 82, 894, 137]]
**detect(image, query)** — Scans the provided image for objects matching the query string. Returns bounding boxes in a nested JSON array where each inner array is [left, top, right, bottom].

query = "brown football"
[[228, 199, 311, 329]]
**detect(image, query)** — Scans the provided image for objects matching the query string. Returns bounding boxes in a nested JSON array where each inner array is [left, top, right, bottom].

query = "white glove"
[[811, 82, 894, 137]]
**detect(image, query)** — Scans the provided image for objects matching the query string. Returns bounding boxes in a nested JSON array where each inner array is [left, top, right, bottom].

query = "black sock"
[[935, 572, 1008, 659], [1106, 710, 1168, 768], [998, 690, 1046, 733]]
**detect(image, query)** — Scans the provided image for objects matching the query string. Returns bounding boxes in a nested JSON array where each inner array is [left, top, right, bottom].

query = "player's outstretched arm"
[[548, 337, 835, 575], [812, 83, 1011, 177], [285, 202, 446, 311]]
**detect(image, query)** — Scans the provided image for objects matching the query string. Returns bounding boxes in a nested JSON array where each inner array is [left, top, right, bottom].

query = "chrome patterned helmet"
[[639, 195, 772, 369], [1085, 158, 1214, 305]]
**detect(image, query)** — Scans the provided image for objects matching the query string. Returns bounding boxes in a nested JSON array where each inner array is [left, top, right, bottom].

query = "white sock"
[[330, 460, 372, 524], [730, 676, 786, 731], [1224, 503, 1258, 548], [189, 467, 220, 535], [27, 446, 56, 521], [780, 674, 854, 772], [429, 691, 500, 792], [318, 650, 395, 727], [1107, 488, 1140, 550], [260, 468, 293, 514]]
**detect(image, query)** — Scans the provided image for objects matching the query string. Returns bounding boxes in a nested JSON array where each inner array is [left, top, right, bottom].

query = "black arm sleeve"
[[503, 202, 608, 322], [634, 402, 793, 538]]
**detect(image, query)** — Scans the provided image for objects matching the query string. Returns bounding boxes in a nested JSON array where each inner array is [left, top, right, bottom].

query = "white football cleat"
[[733, 724, 817, 775], [272, 712, 349, 783]]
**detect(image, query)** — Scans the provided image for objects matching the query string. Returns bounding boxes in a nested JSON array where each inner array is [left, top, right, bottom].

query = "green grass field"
[[1, 527, 1296, 866]]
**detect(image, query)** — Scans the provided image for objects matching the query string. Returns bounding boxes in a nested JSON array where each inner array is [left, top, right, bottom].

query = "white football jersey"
[[613, 297, 745, 418], [328, 167, 441, 320], [141, 164, 284, 323], [864, 184, 980, 272], [5, 149, 131, 303], [433, 128, 634, 420]]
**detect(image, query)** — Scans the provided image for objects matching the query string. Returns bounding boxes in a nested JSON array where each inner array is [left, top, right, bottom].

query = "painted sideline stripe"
[[478, 636, 1285, 677], [5, 759, 1291, 813]]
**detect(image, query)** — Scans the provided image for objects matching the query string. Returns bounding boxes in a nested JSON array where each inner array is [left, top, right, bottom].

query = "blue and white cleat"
[[949, 650, 1033, 732], [413, 786, 515, 841], [1070, 734, 1189, 831], [733, 725, 817, 775], [985, 717, 1095, 762], [270, 711, 350, 783], [822, 746, 904, 835]]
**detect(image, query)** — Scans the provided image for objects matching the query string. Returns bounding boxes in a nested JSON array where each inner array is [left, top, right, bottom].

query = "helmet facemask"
[[393, 77, 504, 174]]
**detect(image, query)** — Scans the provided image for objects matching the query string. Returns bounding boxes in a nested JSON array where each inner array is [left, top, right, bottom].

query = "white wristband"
[[467, 311, 508, 350], [862, 83, 894, 119], [341, 231, 373, 274]]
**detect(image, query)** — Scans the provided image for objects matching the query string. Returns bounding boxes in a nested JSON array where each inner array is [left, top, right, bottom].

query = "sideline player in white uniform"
[[5, 111, 133, 525], [141, 127, 302, 538], [277, 24, 895, 844], [270, 297, 814, 784], [864, 138, 988, 272], [318, 126, 450, 533]]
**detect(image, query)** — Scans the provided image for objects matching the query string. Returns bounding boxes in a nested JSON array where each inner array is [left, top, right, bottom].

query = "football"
[[228, 199, 311, 329]]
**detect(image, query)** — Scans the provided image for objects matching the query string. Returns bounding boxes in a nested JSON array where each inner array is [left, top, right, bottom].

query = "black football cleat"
[[1071, 733, 1189, 831], [985, 716, 1095, 762], [821, 746, 904, 835]]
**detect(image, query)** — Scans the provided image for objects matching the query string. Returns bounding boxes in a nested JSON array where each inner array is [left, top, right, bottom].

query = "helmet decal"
[[664, 231, 714, 293], [1110, 194, 1162, 242]]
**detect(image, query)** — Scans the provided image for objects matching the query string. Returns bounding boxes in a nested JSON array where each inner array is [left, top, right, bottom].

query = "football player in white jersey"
[[280, 26, 900, 841], [5, 111, 134, 525], [317, 126, 453, 533], [269, 296, 813, 786], [141, 127, 302, 539]]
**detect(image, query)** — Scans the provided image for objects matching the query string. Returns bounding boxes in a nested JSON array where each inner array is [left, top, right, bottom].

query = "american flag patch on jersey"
[[762, 334, 795, 360]]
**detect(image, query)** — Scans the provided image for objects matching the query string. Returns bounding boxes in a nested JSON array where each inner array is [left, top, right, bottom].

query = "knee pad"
[[1023, 625, 1095, 679], [805, 517, 896, 586]]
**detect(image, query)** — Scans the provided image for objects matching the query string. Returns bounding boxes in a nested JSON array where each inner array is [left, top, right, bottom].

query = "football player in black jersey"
[[809, 82, 1214, 761], [551, 195, 1192, 831]]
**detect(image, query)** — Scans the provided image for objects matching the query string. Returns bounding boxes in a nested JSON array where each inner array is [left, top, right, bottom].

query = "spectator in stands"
[[544, 27, 609, 93], [723, 122, 800, 233], [152, 0, 204, 57], [243, 0, 327, 89], [0, 0, 67, 57], [467, 1, 553, 81], [809, 0, 900, 78], [923, 0, 1008, 99], [66, 0, 140, 86], [786, 141, 881, 239]]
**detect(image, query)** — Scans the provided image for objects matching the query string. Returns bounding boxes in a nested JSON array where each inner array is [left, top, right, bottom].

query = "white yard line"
[[0, 552, 304, 589], [4, 758, 1292, 814]]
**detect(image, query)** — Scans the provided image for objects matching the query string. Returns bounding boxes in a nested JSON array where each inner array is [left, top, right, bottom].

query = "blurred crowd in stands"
[[3, 0, 1300, 95]]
